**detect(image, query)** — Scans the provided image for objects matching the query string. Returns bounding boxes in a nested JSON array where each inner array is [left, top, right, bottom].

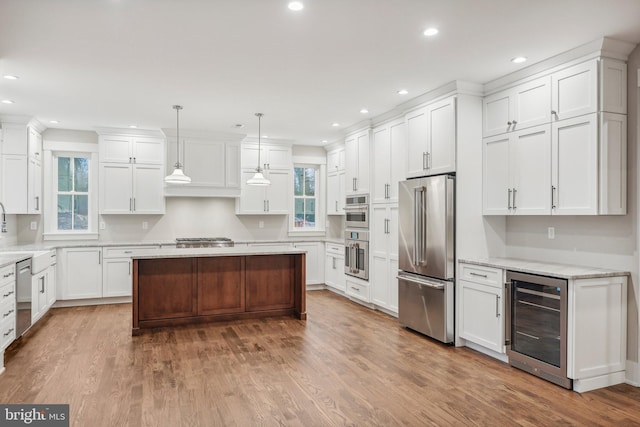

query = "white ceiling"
[[1, 0, 640, 146]]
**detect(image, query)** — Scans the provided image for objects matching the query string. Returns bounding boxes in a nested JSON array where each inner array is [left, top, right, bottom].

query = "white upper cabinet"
[[483, 55, 628, 216], [406, 96, 456, 178], [326, 145, 345, 215], [99, 131, 165, 214], [372, 118, 406, 204], [483, 76, 551, 137], [344, 129, 370, 195], [236, 142, 291, 215], [165, 132, 241, 197], [483, 125, 552, 215], [0, 121, 43, 214]]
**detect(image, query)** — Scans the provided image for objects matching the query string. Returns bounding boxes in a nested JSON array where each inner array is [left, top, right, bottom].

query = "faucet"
[[0, 202, 6, 233]]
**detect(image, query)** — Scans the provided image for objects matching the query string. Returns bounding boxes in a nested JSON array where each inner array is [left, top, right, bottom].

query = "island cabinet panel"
[[137, 258, 197, 321], [197, 257, 245, 315], [245, 255, 295, 312]]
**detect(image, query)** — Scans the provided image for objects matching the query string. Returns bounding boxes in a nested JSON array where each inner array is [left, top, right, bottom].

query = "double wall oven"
[[344, 194, 369, 280]]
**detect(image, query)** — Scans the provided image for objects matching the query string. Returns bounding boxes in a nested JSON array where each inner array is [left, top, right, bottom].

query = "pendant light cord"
[[174, 105, 183, 169], [256, 113, 263, 172]]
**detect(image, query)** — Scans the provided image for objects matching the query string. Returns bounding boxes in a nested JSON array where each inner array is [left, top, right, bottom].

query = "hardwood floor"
[[1, 290, 639, 426]]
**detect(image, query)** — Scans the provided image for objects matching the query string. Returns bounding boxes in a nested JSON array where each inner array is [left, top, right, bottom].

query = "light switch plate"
[[142, 221, 149, 230], [99, 221, 106, 230]]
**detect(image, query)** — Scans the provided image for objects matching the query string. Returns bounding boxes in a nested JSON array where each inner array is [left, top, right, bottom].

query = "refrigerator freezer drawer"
[[398, 273, 454, 343]]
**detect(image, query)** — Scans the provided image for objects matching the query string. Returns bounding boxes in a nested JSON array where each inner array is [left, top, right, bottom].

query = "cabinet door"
[[103, 258, 132, 297], [31, 272, 46, 323], [133, 165, 165, 214], [293, 242, 323, 285], [355, 131, 369, 193], [370, 205, 389, 308], [406, 106, 429, 177], [1, 155, 28, 214], [388, 120, 406, 203], [265, 145, 292, 170], [100, 136, 132, 163], [197, 257, 244, 315], [28, 127, 42, 161], [137, 258, 197, 320], [100, 163, 133, 213], [428, 97, 456, 175], [237, 170, 267, 214], [28, 156, 42, 214], [245, 255, 294, 312], [62, 248, 102, 299], [551, 114, 597, 215], [482, 135, 510, 215], [510, 125, 551, 215], [371, 255, 389, 308], [327, 173, 340, 215], [46, 265, 56, 308], [344, 135, 358, 193], [132, 137, 163, 165], [551, 60, 597, 121], [599, 113, 627, 215], [265, 169, 290, 214], [483, 89, 511, 137], [226, 144, 241, 188], [458, 279, 504, 353], [327, 149, 340, 173], [324, 253, 345, 292], [512, 76, 551, 131], [372, 125, 390, 203], [183, 140, 226, 186]]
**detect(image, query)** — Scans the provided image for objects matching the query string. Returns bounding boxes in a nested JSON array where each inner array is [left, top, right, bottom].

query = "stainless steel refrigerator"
[[398, 174, 455, 343]]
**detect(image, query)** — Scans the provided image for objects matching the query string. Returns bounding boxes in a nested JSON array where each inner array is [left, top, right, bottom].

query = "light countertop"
[[132, 245, 307, 259], [459, 257, 630, 280]]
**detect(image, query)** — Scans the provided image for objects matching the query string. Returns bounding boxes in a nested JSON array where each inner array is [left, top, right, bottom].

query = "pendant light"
[[246, 113, 271, 186], [164, 104, 191, 184]]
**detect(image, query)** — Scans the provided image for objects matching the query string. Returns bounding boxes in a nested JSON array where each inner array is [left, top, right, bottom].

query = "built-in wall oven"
[[506, 270, 571, 389], [345, 229, 368, 280], [344, 194, 369, 229]]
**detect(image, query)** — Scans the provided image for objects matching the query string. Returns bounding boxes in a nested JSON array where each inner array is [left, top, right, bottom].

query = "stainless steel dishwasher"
[[15, 258, 32, 337]]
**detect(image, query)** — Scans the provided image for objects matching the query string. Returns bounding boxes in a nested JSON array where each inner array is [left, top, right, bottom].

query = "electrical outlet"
[[259, 221, 264, 229], [30, 221, 37, 231], [99, 221, 106, 230], [142, 221, 149, 230], [548, 227, 555, 239]]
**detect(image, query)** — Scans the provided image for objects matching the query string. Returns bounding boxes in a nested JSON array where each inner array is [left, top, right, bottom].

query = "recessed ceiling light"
[[288, 1, 304, 11], [322, 140, 328, 143], [129, 125, 138, 128], [511, 56, 527, 64], [423, 28, 439, 36], [331, 123, 340, 127], [262, 135, 269, 138], [360, 109, 369, 114], [397, 89, 408, 95], [1, 99, 14, 104], [3, 75, 19, 80], [49, 120, 59, 124]]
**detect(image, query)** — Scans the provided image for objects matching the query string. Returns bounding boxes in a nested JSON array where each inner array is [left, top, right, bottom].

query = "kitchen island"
[[131, 246, 306, 334]]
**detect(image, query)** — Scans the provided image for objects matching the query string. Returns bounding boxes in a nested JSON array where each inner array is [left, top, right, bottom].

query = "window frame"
[[43, 141, 99, 240], [289, 163, 325, 235]]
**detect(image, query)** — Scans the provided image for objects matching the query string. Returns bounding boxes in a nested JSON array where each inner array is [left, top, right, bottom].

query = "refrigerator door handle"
[[413, 187, 421, 265], [397, 273, 445, 290]]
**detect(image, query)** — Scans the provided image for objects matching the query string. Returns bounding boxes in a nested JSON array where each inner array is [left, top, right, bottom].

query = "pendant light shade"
[[165, 104, 191, 184], [247, 112, 271, 186]]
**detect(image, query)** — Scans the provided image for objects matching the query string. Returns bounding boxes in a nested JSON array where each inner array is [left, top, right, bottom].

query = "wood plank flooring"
[[1, 290, 639, 426]]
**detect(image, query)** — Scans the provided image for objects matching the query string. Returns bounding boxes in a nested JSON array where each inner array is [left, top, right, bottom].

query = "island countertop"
[[131, 245, 307, 260]]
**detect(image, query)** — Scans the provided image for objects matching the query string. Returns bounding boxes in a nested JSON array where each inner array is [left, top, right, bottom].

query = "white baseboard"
[[53, 296, 132, 308], [464, 340, 509, 363], [573, 371, 626, 393], [626, 359, 640, 387]]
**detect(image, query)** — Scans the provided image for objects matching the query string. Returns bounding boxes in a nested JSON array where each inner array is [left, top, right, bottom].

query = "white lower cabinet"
[[58, 247, 103, 300], [31, 255, 57, 323], [324, 243, 345, 292], [370, 204, 399, 313], [345, 277, 370, 303], [292, 242, 324, 286], [102, 258, 133, 297]]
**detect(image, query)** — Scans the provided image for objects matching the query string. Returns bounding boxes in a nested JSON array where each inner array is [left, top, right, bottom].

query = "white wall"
[[0, 215, 18, 248], [503, 45, 640, 382]]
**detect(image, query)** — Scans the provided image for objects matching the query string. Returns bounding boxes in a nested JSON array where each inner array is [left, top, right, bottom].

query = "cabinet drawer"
[[0, 281, 15, 305], [0, 314, 16, 350], [326, 243, 344, 255], [0, 298, 16, 324], [346, 279, 370, 302], [459, 264, 503, 288], [103, 246, 160, 258], [0, 264, 16, 287]]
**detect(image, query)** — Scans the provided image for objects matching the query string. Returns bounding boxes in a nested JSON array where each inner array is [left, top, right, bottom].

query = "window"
[[293, 165, 318, 230], [43, 141, 99, 240], [56, 156, 90, 231]]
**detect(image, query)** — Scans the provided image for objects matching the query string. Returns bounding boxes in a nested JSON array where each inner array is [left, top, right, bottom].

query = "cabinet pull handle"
[[3, 291, 14, 297], [267, 200, 270, 212], [3, 328, 14, 337], [551, 185, 557, 209], [130, 198, 133, 211], [508, 189, 512, 209], [133, 198, 136, 211], [352, 177, 356, 191], [3, 309, 14, 318], [263, 200, 266, 212], [35, 196, 40, 211], [496, 295, 501, 318], [513, 188, 517, 209], [335, 201, 338, 212], [98, 251, 102, 265], [469, 272, 488, 278], [332, 257, 336, 269], [423, 152, 427, 170], [512, 120, 517, 125], [507, 121, 513, 130], [426, 152, 431, 169], [129, 261, 131, 276], [40, 277, 45, 293], [350, 286, 359, 291]]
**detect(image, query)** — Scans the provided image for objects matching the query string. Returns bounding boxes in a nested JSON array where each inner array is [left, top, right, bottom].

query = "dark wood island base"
[[132, 252, 306, 335]]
